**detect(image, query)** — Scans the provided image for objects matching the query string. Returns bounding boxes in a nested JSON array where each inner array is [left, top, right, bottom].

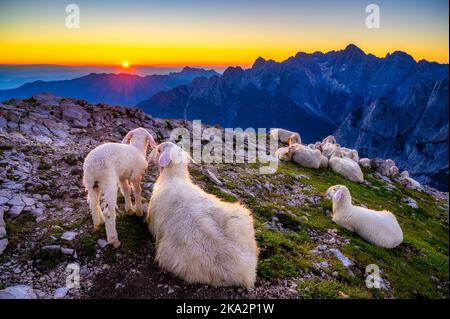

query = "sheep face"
[[122, 127, 157, 156], [326, 185, 351, 205], [330, 148, 343, 158], [287, 134, 301, 146], [149, 142, 194, 171], [400, 171, 409, 179]]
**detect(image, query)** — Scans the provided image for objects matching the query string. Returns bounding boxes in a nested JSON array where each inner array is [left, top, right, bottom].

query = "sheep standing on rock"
[[329, 149, 364, 183], [147, 142, 258, 288], [83, 128, 157, 248], [326, 185, 403, 248], [270, 128, 301, 144]]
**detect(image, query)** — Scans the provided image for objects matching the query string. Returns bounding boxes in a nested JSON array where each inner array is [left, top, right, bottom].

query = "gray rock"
[[329, 248, 353, 268], [0, 226, 6, 238], [0, 238, 8, 254], [8, 205, 24, 217], [42, 245, 61, 251], [61, 231, 77, 241], [97, 239, 109, 248], [0, 285, 38, 299], [61, 247, 75, 255], [53, 287, 70, 299]]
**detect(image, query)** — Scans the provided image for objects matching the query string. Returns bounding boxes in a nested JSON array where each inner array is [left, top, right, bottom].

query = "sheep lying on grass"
[[326, 185, 403, 248], [270, 128, 301, 144], [291, 144, 322, 169], [83, 128, 157, 248], [329, 149, 364, 183], [147, 142, 258, 288]]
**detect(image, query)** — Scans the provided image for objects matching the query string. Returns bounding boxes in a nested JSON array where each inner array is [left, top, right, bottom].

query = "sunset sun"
[[121, 61, 129, 68]]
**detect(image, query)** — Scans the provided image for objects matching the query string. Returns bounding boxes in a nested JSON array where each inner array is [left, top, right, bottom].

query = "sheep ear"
[[146, 133, 157, 149], [121, 131, 133, 144], [333, 189, 343, 202], [159, 149, 172, 167]]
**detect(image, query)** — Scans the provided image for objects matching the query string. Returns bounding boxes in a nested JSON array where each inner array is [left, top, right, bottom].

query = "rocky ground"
[[0, 94, 448, 299]]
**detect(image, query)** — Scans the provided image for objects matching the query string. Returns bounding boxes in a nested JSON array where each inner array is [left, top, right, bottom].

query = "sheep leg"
[[131, 177, 143, 217], [119, 179, 133, 214], [87, 187, 104, 230], [103, 184, 121, 248]]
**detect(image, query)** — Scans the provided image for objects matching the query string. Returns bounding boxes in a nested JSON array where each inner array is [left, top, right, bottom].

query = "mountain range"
[[0, 67, 219, 106], [138, 44, 449, 191]]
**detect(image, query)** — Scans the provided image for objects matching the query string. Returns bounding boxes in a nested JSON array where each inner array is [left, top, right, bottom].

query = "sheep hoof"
[[110, 240, 121, 248]]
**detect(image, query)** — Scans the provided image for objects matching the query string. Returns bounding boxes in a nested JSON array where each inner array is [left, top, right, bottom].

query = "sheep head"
[[287, 134, 301, 146], [326, 185, 351, 206], [322, 135, 336, 145], [149, 142, 197, 173], [121, 127, 157, 156]]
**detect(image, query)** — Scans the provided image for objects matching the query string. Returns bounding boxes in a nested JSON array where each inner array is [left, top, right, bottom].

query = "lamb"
[[270, 128, 301, 144], [359, 158, 371, 168], [83, 127, 157, 248], [399, 171, 422, 191], [147, 142, 258, 288], [326, 185, 403, 248], [328, 149, 364, 183], [291, 144, 322, 169]]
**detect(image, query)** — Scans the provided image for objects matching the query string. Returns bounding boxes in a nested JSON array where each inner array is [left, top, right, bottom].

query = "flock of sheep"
[[81, 126, 413, 288]]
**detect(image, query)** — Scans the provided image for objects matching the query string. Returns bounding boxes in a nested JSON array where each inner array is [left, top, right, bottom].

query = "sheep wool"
[[147, 142, 258, 288], [270, 128, 301, 144], [329, 149, 364, 183], [326, 185, 403, 248]]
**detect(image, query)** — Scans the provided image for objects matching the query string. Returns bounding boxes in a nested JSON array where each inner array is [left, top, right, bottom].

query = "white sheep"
[[270, 128, 301, 144], [147, 142, 258, 288], [322, 143, 341, 159], [275, 146, 293, 162], [322, 135, 336, 145], [399, 171, 422, 191], [328, 149, 364, 183], [320, 155, 329, 169], [390, 165, 399, 177], [287, 134, 301, 146], [83, 127, 157, 248], [341, 147, 359, 163], [326, 185, 403, 248], [291, 144, 322, 169], [359, 158, 371, 168]]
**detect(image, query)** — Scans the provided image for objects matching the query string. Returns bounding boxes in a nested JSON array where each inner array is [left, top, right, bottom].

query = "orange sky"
[[0, 0, 448, 66]]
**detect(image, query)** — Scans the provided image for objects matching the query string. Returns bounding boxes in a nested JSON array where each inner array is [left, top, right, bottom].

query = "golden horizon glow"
[[0, 1, 448, 66], [121, 61, 130, 68]]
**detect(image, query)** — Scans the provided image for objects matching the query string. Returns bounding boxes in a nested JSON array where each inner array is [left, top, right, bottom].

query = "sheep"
[[275, 146, 293, 162], [320, 155, 329, 169], [83, 127, 157, 248], [390, 165, 399, 177], [399, 171, 422, 191], [385, 159, 395, 168], [326, 185, 403, 248], [328, 149, 364, 183], [270, 128, 301, 144], [341, 147, 359, 163], [322, 143, 341, 159], [291, 144, 322, 169], [322, 135, 336, 145], [359, 158, 371, 168], [314, 142, 323, 152], [147, 142, 258, 288], [287, 134, 301, 146]]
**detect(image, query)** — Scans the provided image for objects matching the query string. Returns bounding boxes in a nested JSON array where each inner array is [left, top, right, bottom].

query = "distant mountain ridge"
[[0, 67, 219, 106], [137, 44, 449, 190]]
